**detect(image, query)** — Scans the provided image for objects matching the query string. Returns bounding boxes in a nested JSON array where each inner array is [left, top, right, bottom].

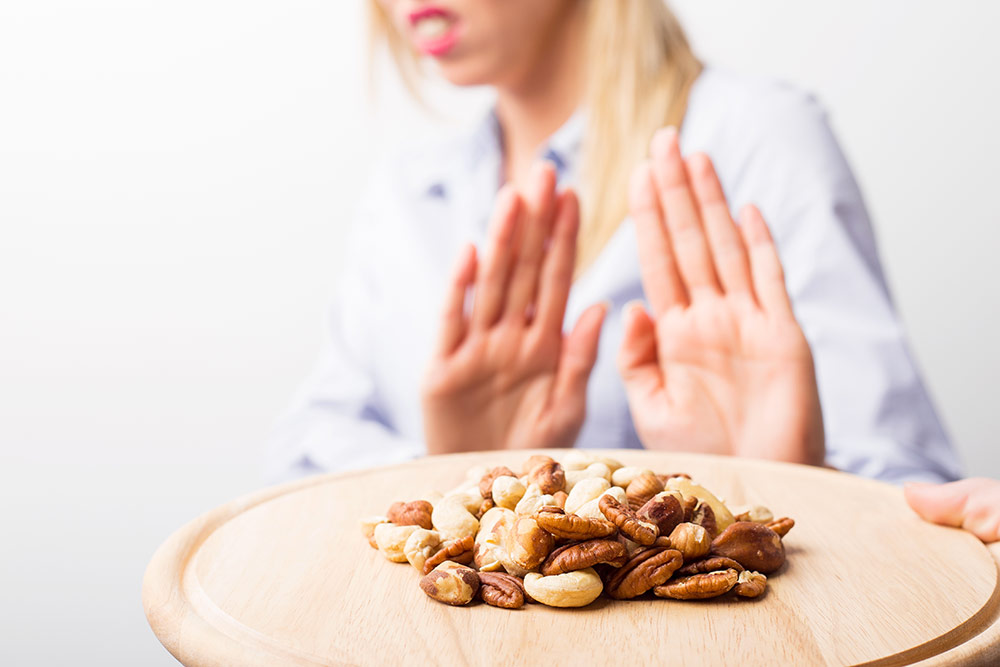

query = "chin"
[[434, 59, 498, 88]]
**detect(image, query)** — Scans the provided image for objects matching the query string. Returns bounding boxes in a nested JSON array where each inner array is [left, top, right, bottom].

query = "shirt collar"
[[421, 107, 585, 200]]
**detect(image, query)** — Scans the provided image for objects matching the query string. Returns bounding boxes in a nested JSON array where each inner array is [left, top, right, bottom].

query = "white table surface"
[[0, 460, 261, 666]]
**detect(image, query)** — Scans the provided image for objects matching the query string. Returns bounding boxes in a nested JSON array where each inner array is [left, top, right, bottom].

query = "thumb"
[[904, 480, 970, 528], [553, 302, 607, 405], [616, 301, 663, 396]]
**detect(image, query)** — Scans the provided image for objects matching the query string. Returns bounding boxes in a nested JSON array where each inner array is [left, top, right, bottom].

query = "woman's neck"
[[495, 9, 586, 187]]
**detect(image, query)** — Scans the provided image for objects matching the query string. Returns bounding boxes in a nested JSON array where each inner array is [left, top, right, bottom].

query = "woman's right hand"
[[905, 478, 1000, 543], [420, 163, 607, 455]]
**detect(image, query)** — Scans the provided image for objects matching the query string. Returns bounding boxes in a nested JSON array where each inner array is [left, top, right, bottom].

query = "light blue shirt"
[[266, 68, 963, 485]]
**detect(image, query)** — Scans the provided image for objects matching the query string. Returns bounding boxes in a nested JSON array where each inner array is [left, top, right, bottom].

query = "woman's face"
[[380, 0, 579, 88]]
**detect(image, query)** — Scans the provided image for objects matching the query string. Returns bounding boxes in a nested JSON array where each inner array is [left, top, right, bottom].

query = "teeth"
[[415, 16, 450, 40]]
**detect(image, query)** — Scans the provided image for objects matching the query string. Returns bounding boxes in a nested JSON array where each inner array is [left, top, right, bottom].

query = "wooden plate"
[[142, 450, 1000, 666]]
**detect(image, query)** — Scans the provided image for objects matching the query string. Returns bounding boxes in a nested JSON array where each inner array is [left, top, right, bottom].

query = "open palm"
[[421, 164, 606, 454], [619, 128, 825, 465]]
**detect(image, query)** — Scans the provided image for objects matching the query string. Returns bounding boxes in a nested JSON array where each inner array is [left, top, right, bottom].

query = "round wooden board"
[[143, 451, 1000, 666]]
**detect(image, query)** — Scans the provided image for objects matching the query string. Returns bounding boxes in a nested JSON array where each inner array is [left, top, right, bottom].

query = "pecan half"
[[387, 500, 433, 530], [653, 569, 739, 600], [637, 494, 684, 536], [711, 522, 785, 574], [626, 473, 665, 510], [676, 556, 744, 576], [535, 506, 617, 540], [478, 572, 527, 609], [766, 517, 795, 538], [475, 497, 495, 520], [599, 494, 659, 546], [479, 466, 517, 498], [540, 539, 627, 575], [604, 546, 683, 599], [528, 461, 566, 495], [733, 570, 767, 598], [422, 535, 475, 574]]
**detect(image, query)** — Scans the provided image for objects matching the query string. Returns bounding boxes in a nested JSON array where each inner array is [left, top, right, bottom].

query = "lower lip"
[[413, 23, 460, 57]]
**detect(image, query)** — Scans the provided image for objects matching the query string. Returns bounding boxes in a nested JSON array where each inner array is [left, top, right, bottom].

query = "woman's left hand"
[[618, 128, 826, 466]]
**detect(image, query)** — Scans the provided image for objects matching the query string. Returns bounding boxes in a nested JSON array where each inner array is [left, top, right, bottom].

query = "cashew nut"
[[524, 568, 604, 607], [359, 515, 389, 544], [564, 463, 613, 492], [574, 486, 628, 519], [403, 528, 442, 572], [432, 494, 480, 541], [565, 477, 612, 515], [514, 483, 554, 515], [474, 507, 513, 572], [491, 475, 527, 510], [560, 451, 624, 473], [611, 466, 655, 489], [374, 523, 420, 562]]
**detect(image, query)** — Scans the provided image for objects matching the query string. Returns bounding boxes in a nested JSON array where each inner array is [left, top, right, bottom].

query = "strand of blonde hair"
[[368, 0, 701, 276]]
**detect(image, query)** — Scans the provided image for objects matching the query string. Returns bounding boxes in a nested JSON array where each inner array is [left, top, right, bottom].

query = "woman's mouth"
[[408, 7, 460, 57]]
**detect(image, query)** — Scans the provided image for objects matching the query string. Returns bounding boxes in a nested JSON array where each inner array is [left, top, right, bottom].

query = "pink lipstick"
[[408, 6, 460, 57]]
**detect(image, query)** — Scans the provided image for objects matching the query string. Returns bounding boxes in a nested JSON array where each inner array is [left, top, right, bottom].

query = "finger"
[[904, 481, 972, 528], [504, 162, 557, 323], [738, 204, 794, 318], [535, 189, 579, 334], [628, 162, 687, 316], [616, 301, 664, 397], [685, 153, 753, 298], [649, 127, 721, 296], [906, 479, 1000, 542], [470, 186, 521, 329], [553, 302, 607, 407], [436, 243, 477, 355]]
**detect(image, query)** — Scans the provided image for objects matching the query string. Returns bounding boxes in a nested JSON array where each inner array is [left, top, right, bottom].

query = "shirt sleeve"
[[263, 175, 425, 482], [736, 86, 963, 484]]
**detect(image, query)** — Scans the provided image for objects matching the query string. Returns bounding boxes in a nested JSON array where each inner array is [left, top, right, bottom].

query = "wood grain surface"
[[142, 450, 1000, 666]]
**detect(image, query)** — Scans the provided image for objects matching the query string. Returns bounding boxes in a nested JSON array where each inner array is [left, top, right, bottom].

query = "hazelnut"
[[637, 494, 684, 536], [710, 522, 785, 574]]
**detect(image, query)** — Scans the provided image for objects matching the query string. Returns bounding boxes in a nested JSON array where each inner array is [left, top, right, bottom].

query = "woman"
[[265, 0, 961, 484]]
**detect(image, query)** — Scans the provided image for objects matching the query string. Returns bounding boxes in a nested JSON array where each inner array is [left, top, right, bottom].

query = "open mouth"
[[408, 7, 460, 57]]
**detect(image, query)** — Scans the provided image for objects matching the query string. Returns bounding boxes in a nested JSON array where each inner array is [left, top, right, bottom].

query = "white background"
[[1, 1, 998, 664]]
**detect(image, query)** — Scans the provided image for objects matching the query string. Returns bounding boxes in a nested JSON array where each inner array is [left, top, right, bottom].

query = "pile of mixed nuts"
[[359, 452, 794, 609]]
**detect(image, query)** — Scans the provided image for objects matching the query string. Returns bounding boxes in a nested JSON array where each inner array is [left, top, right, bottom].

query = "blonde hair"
[[368, 1, 702, 274]]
